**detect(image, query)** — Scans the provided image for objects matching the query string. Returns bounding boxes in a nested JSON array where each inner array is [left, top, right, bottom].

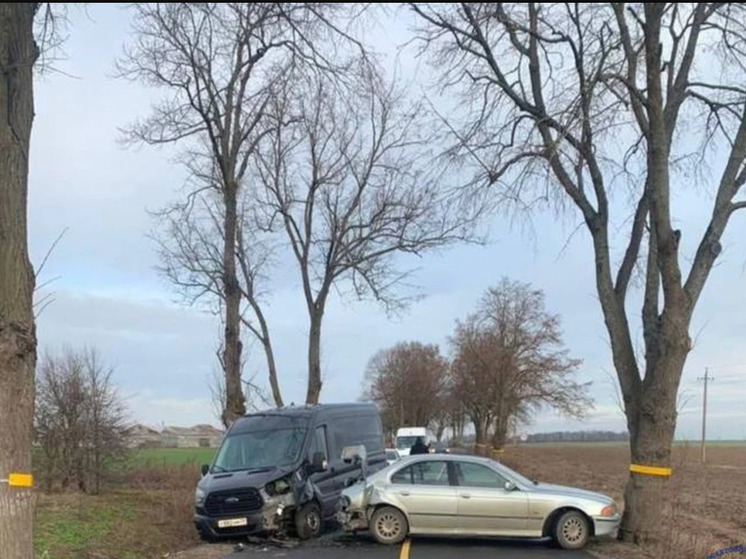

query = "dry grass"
[[34, 462, 210, 559], [500, 443, 746, 559]]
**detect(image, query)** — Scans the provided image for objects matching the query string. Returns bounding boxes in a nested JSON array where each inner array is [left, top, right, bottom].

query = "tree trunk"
[[263, 339, 283, 408], [0, 5, 38, 558], [246, 300, 283, 407], [472, 413, 489, 446], [491, 416, 508, 450], [305, 310, 323, 404], [619, 370, 679, 543], [221, 185, 245, 425], [455, 412, 465, 442]]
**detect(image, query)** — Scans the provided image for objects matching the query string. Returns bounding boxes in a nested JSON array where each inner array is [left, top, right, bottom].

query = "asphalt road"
[[224, 533, 595, 559]]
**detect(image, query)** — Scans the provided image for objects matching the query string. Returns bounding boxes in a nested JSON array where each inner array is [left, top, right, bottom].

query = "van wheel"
[[370, 506, 408, 545], [553, 510, 590, 549], [295, 502, 323, 540]]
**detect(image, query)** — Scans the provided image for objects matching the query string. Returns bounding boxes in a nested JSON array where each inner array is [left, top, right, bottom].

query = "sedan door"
[[389, 460, 458, 534], [453, 460, 530, 536]]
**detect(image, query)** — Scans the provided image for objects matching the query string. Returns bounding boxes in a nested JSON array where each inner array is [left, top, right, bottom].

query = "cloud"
[[37, 289, 218, 398]]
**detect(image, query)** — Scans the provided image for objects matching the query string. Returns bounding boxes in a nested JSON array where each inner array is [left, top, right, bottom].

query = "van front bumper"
[[194, 499, 293, 539]]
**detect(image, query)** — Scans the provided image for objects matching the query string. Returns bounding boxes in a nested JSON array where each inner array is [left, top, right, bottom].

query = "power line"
[[697, 368, 714, 463]]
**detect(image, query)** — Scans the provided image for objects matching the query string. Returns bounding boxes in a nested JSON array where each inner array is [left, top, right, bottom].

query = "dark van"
[[193, 403, 386, 541]]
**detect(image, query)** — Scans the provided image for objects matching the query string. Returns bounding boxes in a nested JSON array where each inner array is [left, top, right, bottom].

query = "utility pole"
[[697, 368, 714, 463]]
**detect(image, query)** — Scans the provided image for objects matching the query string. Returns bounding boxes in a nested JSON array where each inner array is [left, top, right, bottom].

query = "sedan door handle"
[[460, 494, 471, 499], [398, 491, 411, 497]]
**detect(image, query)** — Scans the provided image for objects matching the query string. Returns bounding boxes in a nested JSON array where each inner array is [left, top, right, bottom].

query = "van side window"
[[332, 413, 384, 456], [312, 425, 328, 461]]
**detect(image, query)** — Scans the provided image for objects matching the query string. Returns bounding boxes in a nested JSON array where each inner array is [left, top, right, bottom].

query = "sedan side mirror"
[[504, 481, 516, 491], [201, 464, 209, 476], [308, 451, 328, 474]]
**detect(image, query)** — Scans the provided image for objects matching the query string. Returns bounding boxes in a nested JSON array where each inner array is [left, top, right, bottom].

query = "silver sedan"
[[337, 454, 620, 550]]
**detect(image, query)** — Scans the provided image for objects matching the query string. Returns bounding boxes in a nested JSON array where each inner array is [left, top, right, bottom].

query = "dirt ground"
[[500, 443, 746, 559]]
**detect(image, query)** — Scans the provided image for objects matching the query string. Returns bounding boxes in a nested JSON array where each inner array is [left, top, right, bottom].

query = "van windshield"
[[212, 415, 308, 472], [396, 436, 420, 450]]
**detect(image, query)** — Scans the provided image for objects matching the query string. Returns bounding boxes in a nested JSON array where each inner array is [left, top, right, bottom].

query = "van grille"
[[204, 488, 263, 516]]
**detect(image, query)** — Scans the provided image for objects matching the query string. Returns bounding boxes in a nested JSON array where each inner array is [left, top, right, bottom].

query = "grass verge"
[[35, 459, 204, 559]]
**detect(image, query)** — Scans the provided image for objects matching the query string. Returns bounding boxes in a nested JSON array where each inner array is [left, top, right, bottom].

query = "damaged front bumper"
[[194, 493, 297, 539], [335, 498, 370, 533]]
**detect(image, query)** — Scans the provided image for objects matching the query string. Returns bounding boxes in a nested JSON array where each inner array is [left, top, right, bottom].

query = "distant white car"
[[385, 448, 401, 465], [395, 427, 435, 456]]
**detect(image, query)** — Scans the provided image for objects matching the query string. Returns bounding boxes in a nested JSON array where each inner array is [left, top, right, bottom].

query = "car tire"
[[370, 506, 408, 545], [295, 502, 323, 540], [553, 510, 590, 549]]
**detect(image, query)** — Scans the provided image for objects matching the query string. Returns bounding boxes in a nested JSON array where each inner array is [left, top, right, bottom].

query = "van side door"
[[308, 424, 338, 517]]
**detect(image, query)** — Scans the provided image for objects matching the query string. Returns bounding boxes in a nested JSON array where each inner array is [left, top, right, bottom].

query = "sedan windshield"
[[213, 419, 307, 472]]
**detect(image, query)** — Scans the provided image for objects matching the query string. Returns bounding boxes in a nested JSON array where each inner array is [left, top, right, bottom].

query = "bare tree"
[[208, 364, 272, 425], [82, 349, 128, 495], [35, 349, 86, 492], [121, 4, 307, 423], [156, 191, 284, 408], [255, 65, 470, 404], [411, 2, 746, 542], [121, 3, 372, 421], [451, 279, 589, 448], [34, 347, 128, 495], [363, 341, 449, 434], [429, 384, 455, 443], [0, 4, 39, 557]]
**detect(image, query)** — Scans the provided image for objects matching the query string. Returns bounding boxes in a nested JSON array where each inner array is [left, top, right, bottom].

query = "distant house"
[[161, 424, 224, 448], [123, 424, 161, 449]]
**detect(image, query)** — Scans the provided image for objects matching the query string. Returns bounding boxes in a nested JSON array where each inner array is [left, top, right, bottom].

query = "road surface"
[[224, 533, 595, 558]]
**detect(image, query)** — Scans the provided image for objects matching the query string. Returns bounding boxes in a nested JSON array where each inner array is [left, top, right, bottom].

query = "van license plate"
[[218, 518, 248, 528]]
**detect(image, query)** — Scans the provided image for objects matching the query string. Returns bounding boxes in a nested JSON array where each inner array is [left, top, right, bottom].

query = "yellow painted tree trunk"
[[0, 4, 38, 558]]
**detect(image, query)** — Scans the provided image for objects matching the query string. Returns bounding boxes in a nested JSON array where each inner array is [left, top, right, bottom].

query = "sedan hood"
[[532, 482, 612, 504]]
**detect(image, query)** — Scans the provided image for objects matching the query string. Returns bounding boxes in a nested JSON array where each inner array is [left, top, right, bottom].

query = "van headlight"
[[265, 476, 291, 497], [195, 487, 206, 505]]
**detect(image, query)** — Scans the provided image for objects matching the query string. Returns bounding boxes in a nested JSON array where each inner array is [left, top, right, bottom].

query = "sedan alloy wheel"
[[554, 510, 590, 549], [370, 506, 408, 545]]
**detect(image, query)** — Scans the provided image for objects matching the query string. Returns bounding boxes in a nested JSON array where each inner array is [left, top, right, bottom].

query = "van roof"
[[242, 402, 379, 419]]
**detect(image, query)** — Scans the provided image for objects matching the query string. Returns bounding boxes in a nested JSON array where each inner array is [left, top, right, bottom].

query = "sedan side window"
[[456, 462, 508, 489], [391, 461, 451, 486]]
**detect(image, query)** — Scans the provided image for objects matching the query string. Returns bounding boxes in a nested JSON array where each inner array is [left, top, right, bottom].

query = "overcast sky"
[[28, 5, 745, 440]]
